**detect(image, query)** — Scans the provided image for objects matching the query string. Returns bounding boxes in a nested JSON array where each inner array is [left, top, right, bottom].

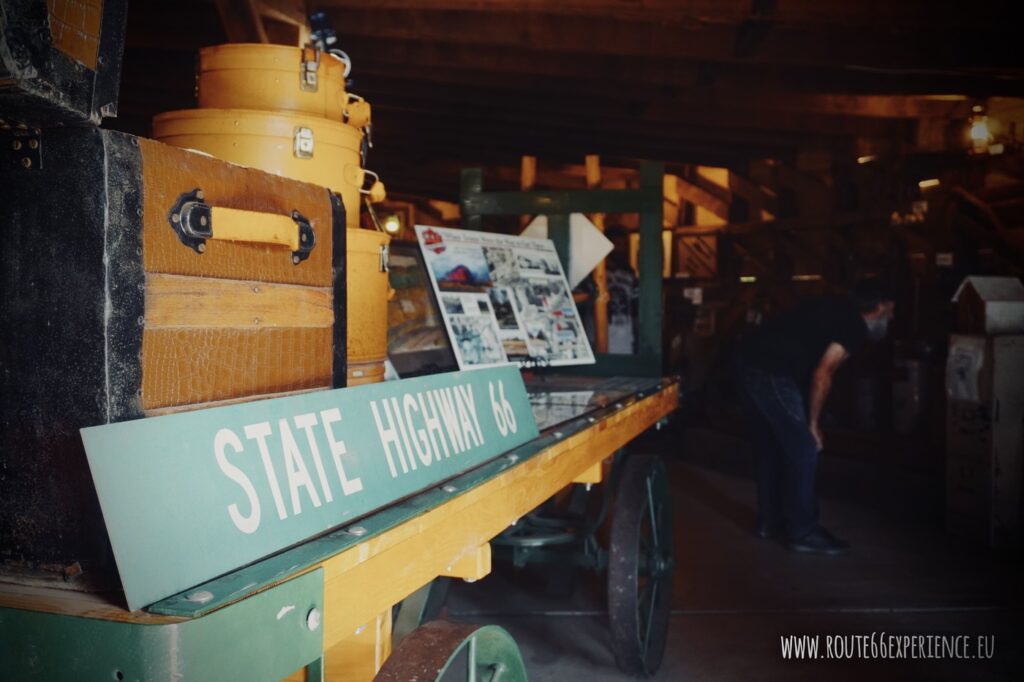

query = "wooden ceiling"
[[112, 0, 1023, 200]]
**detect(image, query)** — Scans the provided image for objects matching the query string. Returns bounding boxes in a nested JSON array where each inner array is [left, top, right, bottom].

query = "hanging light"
[[968, 104, 993, 155], [382, 214, 402, 235]]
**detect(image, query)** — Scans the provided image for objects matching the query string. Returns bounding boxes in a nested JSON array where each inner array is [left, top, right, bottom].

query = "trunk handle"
[[167, 188, 316, 265]]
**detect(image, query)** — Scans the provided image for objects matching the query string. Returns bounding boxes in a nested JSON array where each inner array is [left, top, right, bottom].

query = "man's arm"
[[808, 342, 849, 451]]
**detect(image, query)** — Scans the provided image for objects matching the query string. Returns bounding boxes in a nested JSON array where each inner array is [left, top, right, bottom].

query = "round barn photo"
[[1, 1, 1022, 680]]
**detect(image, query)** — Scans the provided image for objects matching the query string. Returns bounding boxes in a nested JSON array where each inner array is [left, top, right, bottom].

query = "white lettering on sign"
[[294, 413, 333, 503], [434, 388, 465, 454], [214, 428, 261, 535], [371, 399, 405, 477], [369, 383, 486, 479], [488, 380, 517, 437], [320, 408, 364, 497], [280, 418, 322, 516], [216, 411, 364, 535], [245, 422, 289, 521], [420, 392, 449, 460]]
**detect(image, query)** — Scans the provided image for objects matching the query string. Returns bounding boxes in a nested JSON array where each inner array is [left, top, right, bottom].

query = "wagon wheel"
[[608, 454, 673, 676], [376, 620, 528, 682]]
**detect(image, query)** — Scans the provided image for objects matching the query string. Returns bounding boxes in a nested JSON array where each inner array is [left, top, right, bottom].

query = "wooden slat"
[[141, 327, 333, 410], [146, 274, 333, 329], [586, 154, 610, 354], [143, 386, 330, 417], [438, 544, 491, 581], [0, 582, 182, 624]]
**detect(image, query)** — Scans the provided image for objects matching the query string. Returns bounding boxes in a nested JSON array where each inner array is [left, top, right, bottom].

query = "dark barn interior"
[[2, 0, 1023, 680]]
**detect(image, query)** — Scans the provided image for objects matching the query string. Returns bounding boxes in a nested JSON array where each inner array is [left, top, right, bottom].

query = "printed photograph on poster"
[[442, 296, 465, 315], [501, 337, 530, 359], [489, 288, 519, 330], [426, 244, 492, 292], [449, 314, 505, 366], [516, 250, 562, 277], [416, 225, 595, 370], [484, 247, 521, 282]]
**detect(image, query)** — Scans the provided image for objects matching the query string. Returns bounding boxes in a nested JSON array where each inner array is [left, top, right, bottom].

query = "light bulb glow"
[[969, 117, 992, 144]]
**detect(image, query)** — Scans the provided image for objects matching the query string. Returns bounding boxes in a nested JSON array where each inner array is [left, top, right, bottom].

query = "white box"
[[945, 334, 1024, 547], [952, 276, 1024, 335]]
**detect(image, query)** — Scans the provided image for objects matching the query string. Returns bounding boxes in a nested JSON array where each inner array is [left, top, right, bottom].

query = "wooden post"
[[637, 162, 664, 365], [585, 155, 609, 353], [460, 168, 483, 231], [519, 155, 536, 229]]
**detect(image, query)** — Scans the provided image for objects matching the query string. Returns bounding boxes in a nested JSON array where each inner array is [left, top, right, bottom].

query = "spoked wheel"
[[376, 620, 528, 682], [608, 454, 674, 677]]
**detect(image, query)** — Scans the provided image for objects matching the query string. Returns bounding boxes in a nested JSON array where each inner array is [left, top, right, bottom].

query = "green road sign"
[[81, 367, 537, 610]]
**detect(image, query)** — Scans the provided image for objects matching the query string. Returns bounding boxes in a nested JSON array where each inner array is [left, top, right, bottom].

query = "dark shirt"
[[741, 296, 867, 385]]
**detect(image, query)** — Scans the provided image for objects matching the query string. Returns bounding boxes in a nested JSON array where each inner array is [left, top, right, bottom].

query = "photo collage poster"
[[415, 225, 596, 370]]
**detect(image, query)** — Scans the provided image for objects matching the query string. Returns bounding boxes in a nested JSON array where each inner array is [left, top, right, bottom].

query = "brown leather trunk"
[[0, 127, 346, 588]]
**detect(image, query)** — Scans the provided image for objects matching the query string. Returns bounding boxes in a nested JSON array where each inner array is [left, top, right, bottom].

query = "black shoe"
[[754, 520, 784, 539], [785, 527, 850, 555]]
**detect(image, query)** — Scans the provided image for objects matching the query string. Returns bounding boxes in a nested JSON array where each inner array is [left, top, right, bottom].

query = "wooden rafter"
[[676, 177, 730, 220], [213, 0, 309, 44]]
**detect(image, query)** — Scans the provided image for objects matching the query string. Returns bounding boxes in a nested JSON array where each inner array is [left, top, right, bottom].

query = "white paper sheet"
[[946, 336, 985, 402]]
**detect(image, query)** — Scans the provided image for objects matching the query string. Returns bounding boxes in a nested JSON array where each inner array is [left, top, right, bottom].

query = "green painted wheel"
[[376, 620, 528, 682], [608, 454, 674, 677]]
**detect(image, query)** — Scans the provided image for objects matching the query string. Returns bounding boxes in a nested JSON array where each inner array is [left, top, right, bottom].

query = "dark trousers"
[[737, 361, 819, 540]]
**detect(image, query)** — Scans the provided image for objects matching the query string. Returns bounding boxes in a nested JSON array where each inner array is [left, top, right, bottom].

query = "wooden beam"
[[353, 74, 918, 141], [674, 211, 886, 237], [519, 155, 536, 228], [676, 177, 730, 220], [316, 0, 1009, 35], [749, 160, 833, 217], [213, 0, 309, 45], [727, 170, 774, 219], [319, 5, 1020, 70], [369, 106, 860, 158], [370, 115, 806, 167], [214, 0, 269, 43], [344, 37, 1024, 97], [356, 59, 976, 119]]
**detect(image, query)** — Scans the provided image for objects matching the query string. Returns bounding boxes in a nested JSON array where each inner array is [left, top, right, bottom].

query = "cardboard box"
[[952, 276, 1024, 335]]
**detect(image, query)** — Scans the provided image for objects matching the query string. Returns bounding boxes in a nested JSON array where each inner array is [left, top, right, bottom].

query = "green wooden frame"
[[0, 569, 325, 681], [460, 163, 665, 376]]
